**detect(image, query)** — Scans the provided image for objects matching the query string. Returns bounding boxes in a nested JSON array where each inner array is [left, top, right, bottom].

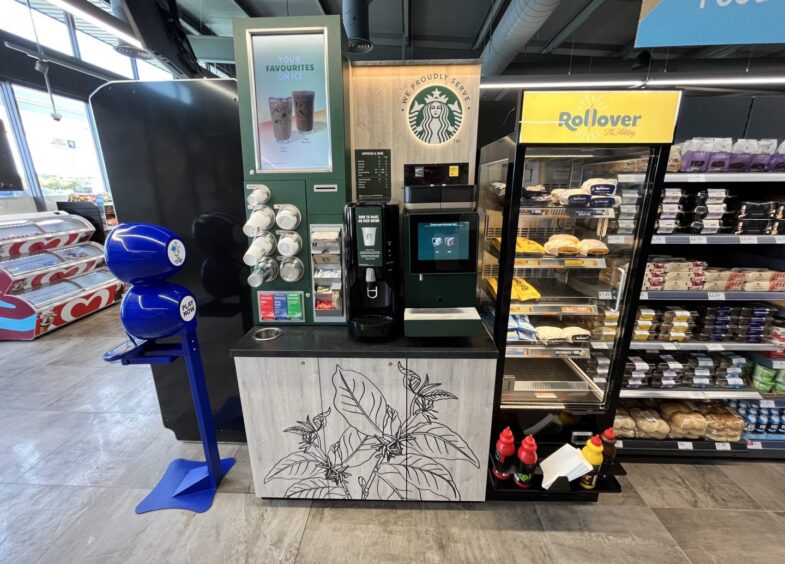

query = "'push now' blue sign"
[[635, 0, 785, 48]]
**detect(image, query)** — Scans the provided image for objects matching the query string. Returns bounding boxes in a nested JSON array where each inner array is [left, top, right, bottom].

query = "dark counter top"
[[230, 325, 498, 359]]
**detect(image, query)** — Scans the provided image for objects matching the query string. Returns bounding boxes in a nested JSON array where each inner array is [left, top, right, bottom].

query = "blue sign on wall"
[[635, 0, 785, 48]]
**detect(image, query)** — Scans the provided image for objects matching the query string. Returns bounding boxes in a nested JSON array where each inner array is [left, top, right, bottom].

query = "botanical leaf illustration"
[[408, 421, 480, 467], [285, 478, 347, 499], [332, 365, 393, 437], [398, 361, 421, 392], [264, 451, 323, 483], [329, 427, 375, 468], [376, 464, 407, 500], [312, 408, 331, 430], [283, 425, 311, 437], [421, 388, 457, 402], [271, 362, 477, 500], [404, 454, 460, 501], [382, 404, 401, 437]]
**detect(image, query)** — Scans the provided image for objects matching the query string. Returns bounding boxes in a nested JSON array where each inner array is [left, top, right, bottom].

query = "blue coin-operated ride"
[[103, 223, 234, 514]]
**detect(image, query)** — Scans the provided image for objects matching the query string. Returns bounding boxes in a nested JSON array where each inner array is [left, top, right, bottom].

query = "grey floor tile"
[[17, 412, 169, 487], [718, 462, 785, 512], [37, 489, 311, 564], [624, 462, 763, 510], [654, 507, 785, 564], [0, 365, 92, 395], [0, 410, 99, 484], [106, 372, 160, 415], [219, 444, 254, 494], [420, 501, 553, 563], [0, 483, 106, 564], [536, 504, 689, 564], [598, 475, 648, 507], [41, 365, 147, 413], [295, 501, 438, 564]]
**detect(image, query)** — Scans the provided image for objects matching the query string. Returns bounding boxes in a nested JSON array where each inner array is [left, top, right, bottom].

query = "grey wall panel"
[[746, 95, 785, 139], [674, 95, 752, 142]]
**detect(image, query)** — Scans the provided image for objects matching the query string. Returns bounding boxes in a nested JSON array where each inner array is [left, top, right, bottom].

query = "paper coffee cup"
[[243, 207, 275, 237]]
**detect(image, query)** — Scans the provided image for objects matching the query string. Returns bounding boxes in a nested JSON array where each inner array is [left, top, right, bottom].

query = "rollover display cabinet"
[[478, 90, 681, 497], [232, 327, 497, 501]]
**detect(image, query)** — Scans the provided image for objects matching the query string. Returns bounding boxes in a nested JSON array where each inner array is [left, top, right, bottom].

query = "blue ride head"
[[120, 282, 197, 339], [105, 223, 187, 285]]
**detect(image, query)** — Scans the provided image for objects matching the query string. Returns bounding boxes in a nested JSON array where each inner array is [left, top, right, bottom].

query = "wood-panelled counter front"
[[231, 326, 497, 501]]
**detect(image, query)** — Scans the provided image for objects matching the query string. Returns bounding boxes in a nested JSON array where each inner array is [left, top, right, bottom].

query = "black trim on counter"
[[230, 325, 499, 359]]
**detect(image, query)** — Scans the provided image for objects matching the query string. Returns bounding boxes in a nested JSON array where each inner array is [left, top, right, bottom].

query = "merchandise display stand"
[[0, 212, 122, 340], [478, 90, 682, 500], [618, 171, 785, 461], [103, 223, 234, 513]]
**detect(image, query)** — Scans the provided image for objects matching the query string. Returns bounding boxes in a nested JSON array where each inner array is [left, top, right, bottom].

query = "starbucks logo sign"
[[408, 87, 463, 144]]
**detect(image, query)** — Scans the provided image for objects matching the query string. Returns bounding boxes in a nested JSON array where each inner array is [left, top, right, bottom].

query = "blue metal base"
[[135, 457, 236, 514]]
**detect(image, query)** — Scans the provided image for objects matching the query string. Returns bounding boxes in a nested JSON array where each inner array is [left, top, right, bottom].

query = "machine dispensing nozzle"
[[365, 268, 378, 299]]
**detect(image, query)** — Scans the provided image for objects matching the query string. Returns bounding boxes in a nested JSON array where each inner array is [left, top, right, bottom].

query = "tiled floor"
[[1, 307, 785, 563]]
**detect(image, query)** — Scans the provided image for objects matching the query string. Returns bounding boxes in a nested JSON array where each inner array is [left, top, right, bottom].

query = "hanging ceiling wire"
[[24, 0, 61, 121]]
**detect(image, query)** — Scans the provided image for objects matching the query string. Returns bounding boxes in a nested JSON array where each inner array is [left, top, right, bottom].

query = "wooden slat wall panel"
[[348, 63, 482, 202]]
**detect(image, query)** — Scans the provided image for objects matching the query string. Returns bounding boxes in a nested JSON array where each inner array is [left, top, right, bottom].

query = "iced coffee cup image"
[[292, 90, 315, 134], [445, 236, 456, 247], [361, 226, 377, 246], [268, 96, 292, 142]]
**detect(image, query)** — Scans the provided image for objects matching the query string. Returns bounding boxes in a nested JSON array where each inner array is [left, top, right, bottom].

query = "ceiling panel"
[[177, 0, 248, 36]]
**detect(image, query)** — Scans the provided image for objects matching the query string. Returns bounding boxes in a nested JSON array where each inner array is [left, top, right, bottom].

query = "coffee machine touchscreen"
[[408, 212, 477, 274], [418, 221, 470, 261]]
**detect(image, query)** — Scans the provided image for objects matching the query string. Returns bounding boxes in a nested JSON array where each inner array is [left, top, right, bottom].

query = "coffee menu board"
[[355, 149, 391, 201], [249, 30, 332, 172]]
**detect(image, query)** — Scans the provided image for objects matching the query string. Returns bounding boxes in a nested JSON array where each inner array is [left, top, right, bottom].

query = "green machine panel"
[[233, 16, 350, 325]]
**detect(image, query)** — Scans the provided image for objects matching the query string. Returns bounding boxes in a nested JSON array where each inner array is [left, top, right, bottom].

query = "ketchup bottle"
[[492, 427, 515, 480], [513, 435, 538, 489], [599, 427, 617, 479]]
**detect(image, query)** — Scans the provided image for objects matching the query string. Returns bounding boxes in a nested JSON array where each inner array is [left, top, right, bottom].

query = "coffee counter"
[[231, 326, 498, 501]]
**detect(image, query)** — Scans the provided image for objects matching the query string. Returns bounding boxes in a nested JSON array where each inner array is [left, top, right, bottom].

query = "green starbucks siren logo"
[[408, 87, 463, 144]]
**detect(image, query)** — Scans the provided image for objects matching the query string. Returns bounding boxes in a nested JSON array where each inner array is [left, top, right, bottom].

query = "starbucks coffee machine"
[[344, 202, 400, 340], [401, 163, 483, 337]]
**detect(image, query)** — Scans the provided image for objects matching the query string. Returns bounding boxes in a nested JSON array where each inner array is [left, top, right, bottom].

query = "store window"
[[0, 89, 38, 214], [0, 0, 73, 56], [13, 85, 108, 206], [75, 29, 134, 79], [136, 60, 173, 81]]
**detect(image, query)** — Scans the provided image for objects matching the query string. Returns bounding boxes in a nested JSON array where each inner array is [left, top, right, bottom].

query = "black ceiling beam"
[[541, 0, 607, 55]]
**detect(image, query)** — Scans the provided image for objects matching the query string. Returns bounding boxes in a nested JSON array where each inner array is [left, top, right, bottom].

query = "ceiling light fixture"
[[46, 0, 143, 49], [480, 80, 645, 90], [647, 76, 785, 86]]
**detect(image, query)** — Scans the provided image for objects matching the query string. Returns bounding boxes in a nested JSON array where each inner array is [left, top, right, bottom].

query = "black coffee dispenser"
[[344, 202, 400, 340]]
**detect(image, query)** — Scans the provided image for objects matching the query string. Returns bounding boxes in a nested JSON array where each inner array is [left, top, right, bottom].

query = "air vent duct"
[[110, 0, 151, 59], [342, 0, 374, 54]]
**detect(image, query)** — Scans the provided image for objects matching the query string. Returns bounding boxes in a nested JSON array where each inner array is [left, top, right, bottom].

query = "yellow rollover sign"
[[520, 90, 682, 144]]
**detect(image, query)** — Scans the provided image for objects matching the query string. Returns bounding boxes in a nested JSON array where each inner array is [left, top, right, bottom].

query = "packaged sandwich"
[[515, 237, 545, 256], [576, 239, 609, 257]]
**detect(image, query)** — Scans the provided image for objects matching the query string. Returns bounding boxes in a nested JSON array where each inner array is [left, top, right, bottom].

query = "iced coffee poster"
[[250, 31, 331, 172]]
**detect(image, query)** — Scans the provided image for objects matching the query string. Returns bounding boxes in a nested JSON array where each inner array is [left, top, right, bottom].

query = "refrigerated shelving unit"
[[616, 171, 785, 461], [478, 90, 682, 500]]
